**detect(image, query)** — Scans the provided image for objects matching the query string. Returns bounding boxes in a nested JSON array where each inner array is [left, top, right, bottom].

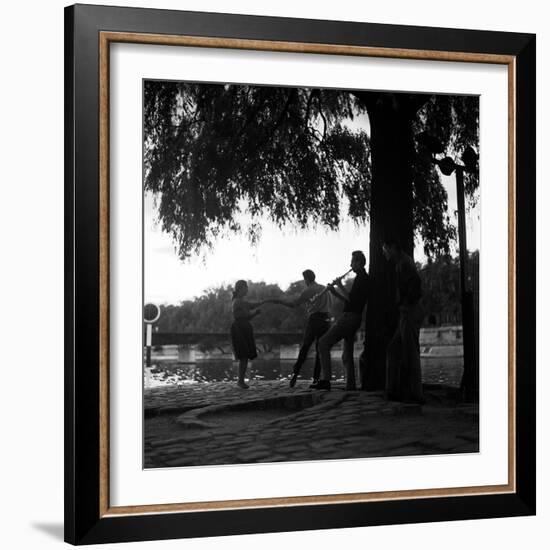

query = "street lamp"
[[417, 133, 479, 402]]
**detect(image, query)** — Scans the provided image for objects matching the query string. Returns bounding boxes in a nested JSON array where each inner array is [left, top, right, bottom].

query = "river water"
[[144, 357, 464, 388]]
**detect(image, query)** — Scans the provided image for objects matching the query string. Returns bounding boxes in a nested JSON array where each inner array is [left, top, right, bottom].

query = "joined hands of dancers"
[[265, 269, 352, 307]]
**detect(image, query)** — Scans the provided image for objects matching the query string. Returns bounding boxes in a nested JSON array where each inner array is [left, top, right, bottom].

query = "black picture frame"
[[65, 3, 536, 545]]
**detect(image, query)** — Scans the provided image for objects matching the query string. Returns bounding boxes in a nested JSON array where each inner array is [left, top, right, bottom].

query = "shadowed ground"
[[144, 381, 478, 468]]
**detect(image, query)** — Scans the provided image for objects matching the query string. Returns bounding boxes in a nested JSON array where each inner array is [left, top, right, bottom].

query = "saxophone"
[[306, 269, 353, 306]]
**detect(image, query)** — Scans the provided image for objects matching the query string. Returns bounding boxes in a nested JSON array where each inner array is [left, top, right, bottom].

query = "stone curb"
[[175, 391, 346, 429]]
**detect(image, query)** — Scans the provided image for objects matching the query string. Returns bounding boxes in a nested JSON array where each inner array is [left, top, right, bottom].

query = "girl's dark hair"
[[232, 280, 247, 299], [302, 269, 316, 283]]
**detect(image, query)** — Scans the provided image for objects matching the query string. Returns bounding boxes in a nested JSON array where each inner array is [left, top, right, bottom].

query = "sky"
[[144, 175, 480, 304]]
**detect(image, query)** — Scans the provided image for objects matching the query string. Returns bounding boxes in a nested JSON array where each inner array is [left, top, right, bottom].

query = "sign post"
[[144, 303, 161, 369]]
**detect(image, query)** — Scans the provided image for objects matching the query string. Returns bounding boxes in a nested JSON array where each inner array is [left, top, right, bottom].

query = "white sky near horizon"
[[144, 173, 480, 304]]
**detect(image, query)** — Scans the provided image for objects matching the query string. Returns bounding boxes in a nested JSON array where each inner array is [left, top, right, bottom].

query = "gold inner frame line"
[[98, 31, 517, 518]]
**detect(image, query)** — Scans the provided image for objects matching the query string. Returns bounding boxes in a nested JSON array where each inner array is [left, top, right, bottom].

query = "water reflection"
[[144, 357, 464, 389]]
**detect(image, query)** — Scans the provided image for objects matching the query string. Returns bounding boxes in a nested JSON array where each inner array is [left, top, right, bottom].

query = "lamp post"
[[418, 134, 479, 402]]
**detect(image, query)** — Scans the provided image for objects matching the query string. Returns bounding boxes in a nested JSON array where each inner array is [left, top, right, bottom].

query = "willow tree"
[[144, 81, 479, 390]]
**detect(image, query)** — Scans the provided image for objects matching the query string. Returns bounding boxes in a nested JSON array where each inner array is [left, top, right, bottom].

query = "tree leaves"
[[412, 94, 479, 256], [144, 81, 479, 261]]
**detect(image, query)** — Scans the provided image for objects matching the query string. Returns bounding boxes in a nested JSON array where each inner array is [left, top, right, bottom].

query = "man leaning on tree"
[[382, 238, 425, 404]]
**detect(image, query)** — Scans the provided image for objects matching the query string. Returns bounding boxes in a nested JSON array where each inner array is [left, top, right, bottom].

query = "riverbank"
[[144, 381, 478, 468]]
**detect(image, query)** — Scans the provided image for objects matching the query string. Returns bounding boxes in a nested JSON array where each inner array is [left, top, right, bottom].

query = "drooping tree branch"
[[144, 80, 478, 261]]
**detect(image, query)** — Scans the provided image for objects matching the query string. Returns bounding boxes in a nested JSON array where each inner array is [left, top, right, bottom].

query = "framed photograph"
[[65, 4, 536, 545]]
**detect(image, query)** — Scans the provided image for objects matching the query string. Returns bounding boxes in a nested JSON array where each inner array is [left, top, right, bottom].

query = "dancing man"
[[382, 238, 424, 403], [311, 251, 369, 391], [272, 269, 331, 388]]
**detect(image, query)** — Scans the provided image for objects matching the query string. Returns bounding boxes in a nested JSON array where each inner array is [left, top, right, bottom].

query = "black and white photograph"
[[0, 0, 545, 545], [142, 80, 480, 469]]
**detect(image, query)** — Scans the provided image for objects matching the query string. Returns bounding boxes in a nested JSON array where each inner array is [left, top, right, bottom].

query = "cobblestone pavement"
[[144, 381, 479, 468]]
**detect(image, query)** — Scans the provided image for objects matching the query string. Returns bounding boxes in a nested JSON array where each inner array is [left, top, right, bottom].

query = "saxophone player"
[[311, 250, 369, 391], [270, 269, 331, 388]]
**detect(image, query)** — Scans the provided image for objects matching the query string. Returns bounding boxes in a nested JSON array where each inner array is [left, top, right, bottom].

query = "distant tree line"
[[419, 250, 479, 326], [155, 252, 479, 333], [155, 280, 348, 334]]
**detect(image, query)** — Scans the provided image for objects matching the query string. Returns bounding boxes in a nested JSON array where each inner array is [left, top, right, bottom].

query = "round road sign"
[[144, 303, 161, 324]]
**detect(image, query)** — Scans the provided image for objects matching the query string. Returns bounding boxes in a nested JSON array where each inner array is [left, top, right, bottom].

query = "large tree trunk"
[[358, 95, 417, 390]]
